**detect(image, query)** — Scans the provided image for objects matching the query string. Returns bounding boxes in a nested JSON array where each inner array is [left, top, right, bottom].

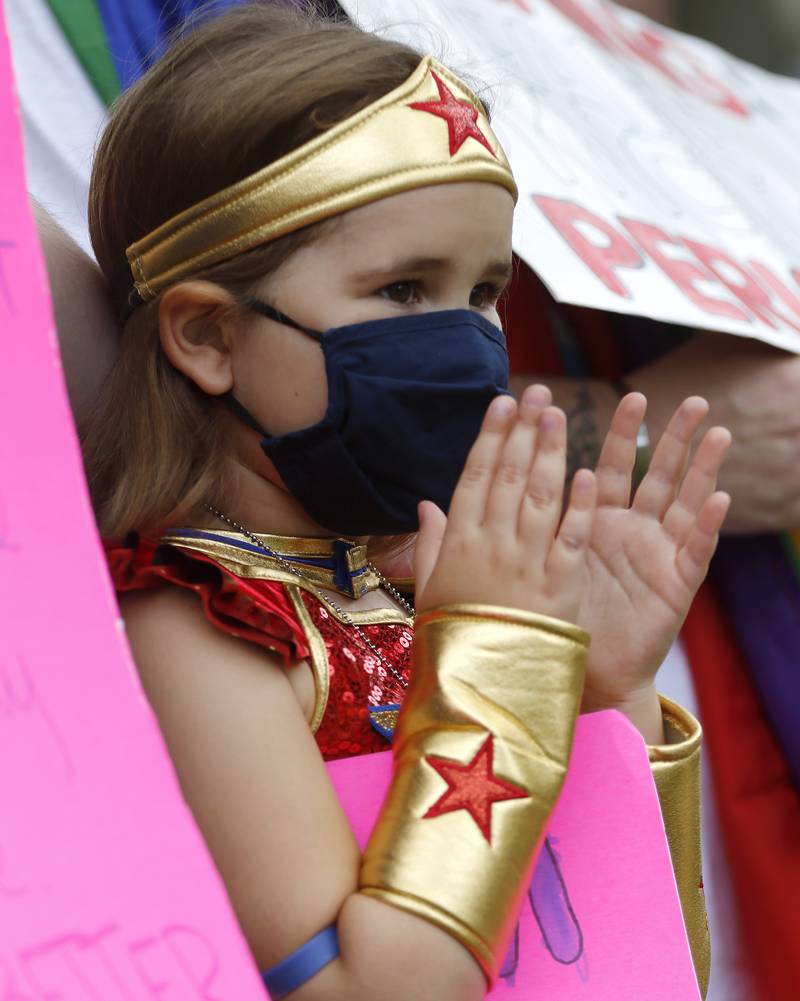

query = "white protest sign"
[[341, 0, 800, 351]]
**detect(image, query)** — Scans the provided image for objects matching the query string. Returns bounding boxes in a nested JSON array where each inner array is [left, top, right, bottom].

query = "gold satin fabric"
[[649, 695, 710, 998], [160, 528, 381, 598], [126, 56, 517, 299], [359, 603, 588, 982]]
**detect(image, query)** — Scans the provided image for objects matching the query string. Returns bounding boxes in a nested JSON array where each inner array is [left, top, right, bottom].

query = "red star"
[[423, 735, 528, 843], [410, 71, 497, 159]]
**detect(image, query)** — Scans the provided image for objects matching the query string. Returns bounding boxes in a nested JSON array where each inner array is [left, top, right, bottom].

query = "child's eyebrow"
[[351, 256, 514, 282]]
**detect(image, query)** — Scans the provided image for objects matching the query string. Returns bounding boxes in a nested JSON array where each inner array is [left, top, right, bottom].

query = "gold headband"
[[126, 56, 517, 300]]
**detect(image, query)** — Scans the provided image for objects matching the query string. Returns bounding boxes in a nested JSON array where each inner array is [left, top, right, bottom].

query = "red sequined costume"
[[107, 529, 412, 761]]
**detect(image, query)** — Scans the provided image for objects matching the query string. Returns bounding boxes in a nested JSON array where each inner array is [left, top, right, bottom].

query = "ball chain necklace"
[[204, 503, 414, 691]]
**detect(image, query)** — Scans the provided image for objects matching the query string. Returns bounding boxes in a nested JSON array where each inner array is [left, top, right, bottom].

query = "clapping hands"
[[414, 385, 730, 741]]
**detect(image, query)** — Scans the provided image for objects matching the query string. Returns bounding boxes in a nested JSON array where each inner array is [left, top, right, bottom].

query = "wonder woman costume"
[[116, 54, 709, 997], [108, 527, 709, 993], [108, 530, 413, 759]]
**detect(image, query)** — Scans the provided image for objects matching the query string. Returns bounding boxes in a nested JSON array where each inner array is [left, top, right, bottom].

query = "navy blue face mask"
[[228, 300, 510, 536]]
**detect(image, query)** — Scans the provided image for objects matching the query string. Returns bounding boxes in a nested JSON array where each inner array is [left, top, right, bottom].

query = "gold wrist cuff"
[[648, 695, 709, 997], [359, 604, 588, 982]]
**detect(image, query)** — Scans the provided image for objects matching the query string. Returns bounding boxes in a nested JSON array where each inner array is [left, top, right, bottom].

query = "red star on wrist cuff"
[[423, 735, 529, 844], [410, 71, 497, 158]]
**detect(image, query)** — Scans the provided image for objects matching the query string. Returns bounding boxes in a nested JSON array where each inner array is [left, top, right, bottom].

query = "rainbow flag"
[[43, 0, 242, 101]]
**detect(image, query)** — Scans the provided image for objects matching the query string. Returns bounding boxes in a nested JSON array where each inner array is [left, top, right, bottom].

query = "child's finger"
[[546, 469, 597, 586], [414, 500, 448, 599], [633, 397, 709, 520], [675, 491, 731, 589], [518, 407, 568, 560], [447, 394, 517, 529], [595, 393, 647, 508], [662, 426, 732, 545], [483, 385, 551, 531]]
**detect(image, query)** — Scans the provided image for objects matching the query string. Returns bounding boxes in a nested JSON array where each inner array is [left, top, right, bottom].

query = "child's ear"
[[158, 281, 238, 395]]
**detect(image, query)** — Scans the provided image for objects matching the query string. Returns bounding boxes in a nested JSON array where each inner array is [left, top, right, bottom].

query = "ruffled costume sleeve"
[[107, 535, 311, 664]]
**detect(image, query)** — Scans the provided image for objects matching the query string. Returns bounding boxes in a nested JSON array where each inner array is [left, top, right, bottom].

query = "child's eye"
[[379, 281, 420, 305], [469, 283, 504, 309]]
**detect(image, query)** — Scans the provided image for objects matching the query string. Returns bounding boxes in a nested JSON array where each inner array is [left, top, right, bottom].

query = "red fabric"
[[503, 261, 562, 375], [683, 584, 800, 1001], [566, 304, 621, 381], [503, 260, 620, 380], [298, 589, 411, 760], [108, 537, 309, 663], [107, 537, 412, 760]]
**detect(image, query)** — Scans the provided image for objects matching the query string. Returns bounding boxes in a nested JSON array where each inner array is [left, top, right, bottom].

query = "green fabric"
[[45, 0, 120, 105]]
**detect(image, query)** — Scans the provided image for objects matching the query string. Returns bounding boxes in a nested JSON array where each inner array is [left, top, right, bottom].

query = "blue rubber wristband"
[[262, 923, 340, 999]]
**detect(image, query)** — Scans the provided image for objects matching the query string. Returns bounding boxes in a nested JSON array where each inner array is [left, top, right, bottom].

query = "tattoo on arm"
[[566, 385, 602, 479]]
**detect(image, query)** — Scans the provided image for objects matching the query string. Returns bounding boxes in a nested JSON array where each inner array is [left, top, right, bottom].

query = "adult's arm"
[[514, 330, 800, 534], [33, 199, 118, 421]]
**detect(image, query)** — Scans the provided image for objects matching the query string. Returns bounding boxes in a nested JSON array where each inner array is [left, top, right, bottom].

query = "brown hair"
[[82, 1, 423, 540]]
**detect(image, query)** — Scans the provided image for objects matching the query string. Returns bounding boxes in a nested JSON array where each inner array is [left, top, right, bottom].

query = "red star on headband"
[[410, 71, 497, 159], [423, 735, 528, 843]]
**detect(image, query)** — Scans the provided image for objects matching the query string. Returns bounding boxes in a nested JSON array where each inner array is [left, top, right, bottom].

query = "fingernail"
[[492, 395, 515, 416], [522, 384, 549, 409], [540, 409, 561, 430]]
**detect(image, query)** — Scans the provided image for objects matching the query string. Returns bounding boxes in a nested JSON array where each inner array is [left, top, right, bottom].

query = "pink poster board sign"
[[0, 7, 266, 998], [0, 4, 699, 998], [328, 714, 702, 999]]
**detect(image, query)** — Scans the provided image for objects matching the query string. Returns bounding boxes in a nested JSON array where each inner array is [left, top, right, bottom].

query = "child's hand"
[[579, 393, 731, 740], [414, 385, 597, 623]]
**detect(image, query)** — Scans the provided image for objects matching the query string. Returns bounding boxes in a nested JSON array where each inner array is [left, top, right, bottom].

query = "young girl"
[[82, 4, 729, 998]]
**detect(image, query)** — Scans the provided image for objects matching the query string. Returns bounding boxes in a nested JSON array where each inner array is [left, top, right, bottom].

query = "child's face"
[[230, 181, 515, 438]]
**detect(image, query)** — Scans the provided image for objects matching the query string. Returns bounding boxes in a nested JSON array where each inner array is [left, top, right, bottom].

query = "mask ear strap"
[[225, 394, 270, 437], [229, 300, 324, 435], [248, 299, 324, 342]]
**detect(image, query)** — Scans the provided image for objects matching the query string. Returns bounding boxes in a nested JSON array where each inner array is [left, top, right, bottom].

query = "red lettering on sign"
[[546, 0, 622, 51], [623, 28, 749, 117], [546, 0, 748, 116], [619, 219, 749, 322], [496, 0, 534, 12], [534, 196, 643, 297], [686, 242, 800, 333], [747, 260, 800, 327], [535, 196, 800, 338]]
